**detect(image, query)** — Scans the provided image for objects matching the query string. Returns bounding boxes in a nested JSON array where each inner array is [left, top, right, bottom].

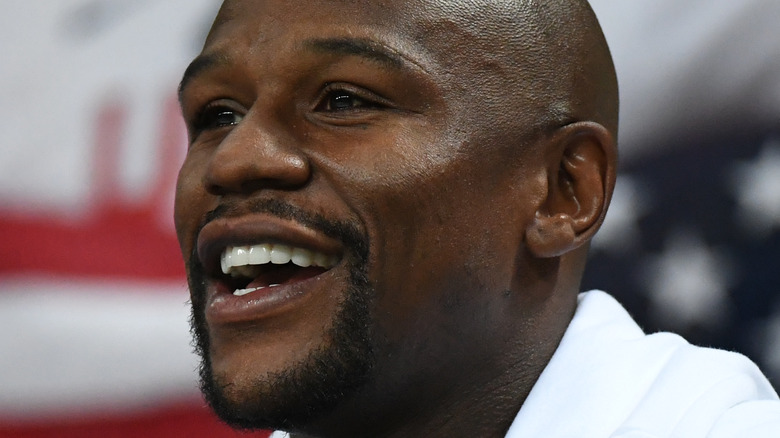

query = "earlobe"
[[524, 121, 616, 258], [525, 212, 576, 258]]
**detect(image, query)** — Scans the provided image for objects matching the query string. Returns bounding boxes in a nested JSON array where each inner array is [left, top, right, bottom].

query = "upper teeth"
[[221, 243, 338, 276]]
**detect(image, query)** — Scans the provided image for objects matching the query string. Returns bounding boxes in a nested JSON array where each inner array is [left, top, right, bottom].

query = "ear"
[[525, 121, 617, 258]]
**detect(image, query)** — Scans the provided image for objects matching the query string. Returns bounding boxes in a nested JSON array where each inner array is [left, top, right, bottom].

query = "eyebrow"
[[178, 37, 412, 102], [178, 53, 227, 103], [302, 37, 406, 69]]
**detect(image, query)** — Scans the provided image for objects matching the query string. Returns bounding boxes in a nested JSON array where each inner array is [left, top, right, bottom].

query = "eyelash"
[[188, 84, 387, 136], [315, 83, 386, 112], [192, 102, 244, 133]]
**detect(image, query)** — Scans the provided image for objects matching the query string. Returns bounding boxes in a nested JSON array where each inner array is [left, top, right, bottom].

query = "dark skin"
[[175, 0, 618, 437]]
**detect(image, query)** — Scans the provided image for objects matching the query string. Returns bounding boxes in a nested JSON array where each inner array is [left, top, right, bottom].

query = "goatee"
[[187, 199, 376, 431]]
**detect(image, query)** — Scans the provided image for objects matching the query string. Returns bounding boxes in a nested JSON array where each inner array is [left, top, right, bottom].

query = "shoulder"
[[604, 303, 780, 437], [705, 400, 780, 438], [508, 291, 780, 438], [610, 399, 780, 438]]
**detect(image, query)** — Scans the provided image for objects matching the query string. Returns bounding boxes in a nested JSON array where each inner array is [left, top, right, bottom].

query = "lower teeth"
[[234, 286, 263, 296], [232, 284, 281, 297]]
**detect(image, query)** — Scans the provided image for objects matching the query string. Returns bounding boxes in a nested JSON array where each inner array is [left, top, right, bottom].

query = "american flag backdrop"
[[1, 1, 778, 437], [584, 0, 780, 392]]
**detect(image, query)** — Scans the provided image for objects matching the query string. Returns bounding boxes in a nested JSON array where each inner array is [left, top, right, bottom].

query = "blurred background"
[[1, 1, 778, 437]]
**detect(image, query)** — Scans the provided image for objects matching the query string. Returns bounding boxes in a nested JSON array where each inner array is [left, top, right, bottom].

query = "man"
[[174, 0, 780, 436]]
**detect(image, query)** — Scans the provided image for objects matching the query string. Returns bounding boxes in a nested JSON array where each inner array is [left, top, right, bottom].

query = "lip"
[[205, 271, 338, 325], [196, 213, 345, 324], [197, 213, 343, 277]]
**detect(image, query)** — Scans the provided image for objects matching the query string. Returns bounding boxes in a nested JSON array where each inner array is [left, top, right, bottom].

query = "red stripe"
[[0, 401, 271, 438], [0, 212, 183, 281], [0, 92, 188, 282]]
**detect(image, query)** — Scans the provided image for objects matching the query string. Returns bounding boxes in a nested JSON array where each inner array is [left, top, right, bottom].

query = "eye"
[[315, 85, 385, 113], [325, 91, 366, 111], [193, 103, 244, 131]]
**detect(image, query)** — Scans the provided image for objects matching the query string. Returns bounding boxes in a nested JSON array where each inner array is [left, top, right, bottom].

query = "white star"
[[592, 174, 650, 253], [730, 138, 780, 238], [641, 231, 735, 331]]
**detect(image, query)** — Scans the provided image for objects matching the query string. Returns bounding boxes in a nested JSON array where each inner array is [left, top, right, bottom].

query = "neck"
[[288, 289, 577, 438]]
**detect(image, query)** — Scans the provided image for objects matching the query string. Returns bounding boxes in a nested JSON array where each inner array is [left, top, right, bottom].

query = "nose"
[[203, 117, 310, 196]]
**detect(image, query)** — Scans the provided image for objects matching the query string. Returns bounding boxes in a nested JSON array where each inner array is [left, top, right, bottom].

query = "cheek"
[[173, 156, 209, 256], [366, 156, 520, 297], [357, 133, 542, 317]]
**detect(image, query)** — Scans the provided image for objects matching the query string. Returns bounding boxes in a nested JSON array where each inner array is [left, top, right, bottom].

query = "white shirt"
[[272, 291, 780, 437], [507, 291, 780, 437]]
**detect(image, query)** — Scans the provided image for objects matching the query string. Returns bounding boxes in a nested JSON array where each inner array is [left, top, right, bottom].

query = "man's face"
[[175, 0, 548, 431]]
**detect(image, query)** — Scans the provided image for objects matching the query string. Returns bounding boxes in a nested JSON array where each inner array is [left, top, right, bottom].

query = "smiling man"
[[173, 1, 780, 437]]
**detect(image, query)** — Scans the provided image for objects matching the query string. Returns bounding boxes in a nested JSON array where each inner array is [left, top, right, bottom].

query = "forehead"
[[203, 0, 537, 75], [207, 0, 419, 56], [186, 0, 555, 136]]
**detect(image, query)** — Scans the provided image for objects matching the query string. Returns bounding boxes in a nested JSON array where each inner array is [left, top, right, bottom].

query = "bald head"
[[401, 0, 618, 139], [208, 0, 618, 137], [178, 1, 618, 436]]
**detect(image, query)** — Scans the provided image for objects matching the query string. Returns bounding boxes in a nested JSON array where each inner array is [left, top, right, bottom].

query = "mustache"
[[193, 198, 370, 265], [186, 198, 371, 361]]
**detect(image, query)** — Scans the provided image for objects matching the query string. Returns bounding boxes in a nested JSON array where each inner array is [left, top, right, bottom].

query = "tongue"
[[246, 265, 327, 289]]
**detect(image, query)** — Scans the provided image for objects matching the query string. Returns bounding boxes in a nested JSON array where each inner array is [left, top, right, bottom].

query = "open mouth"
[[219, 243, 339, 296]]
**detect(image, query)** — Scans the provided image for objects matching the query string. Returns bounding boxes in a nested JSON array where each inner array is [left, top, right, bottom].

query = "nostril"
[[238, 176, 308, 194], [204, 176, 229, 196], [203, 145, 311, 195]]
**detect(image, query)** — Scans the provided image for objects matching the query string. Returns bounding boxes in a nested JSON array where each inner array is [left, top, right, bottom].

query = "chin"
[[190, 259, 378, 431]]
